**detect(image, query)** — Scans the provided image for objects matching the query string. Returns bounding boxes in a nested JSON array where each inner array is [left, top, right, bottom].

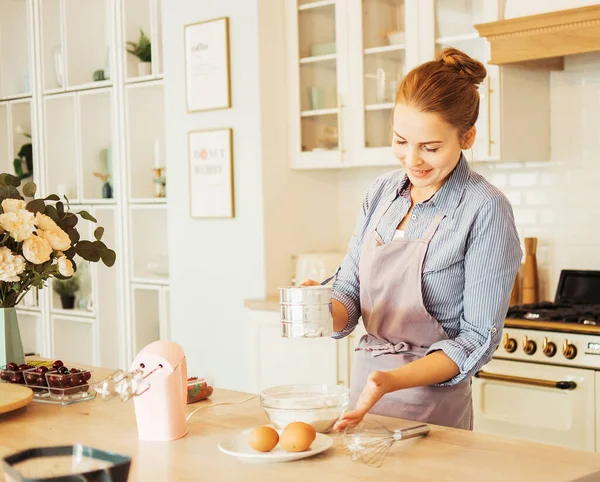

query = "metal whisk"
[[342, 420, 430, 467]]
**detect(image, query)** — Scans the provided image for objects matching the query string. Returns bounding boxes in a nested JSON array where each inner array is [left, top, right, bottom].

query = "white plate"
[[218, 428, 333, 463]]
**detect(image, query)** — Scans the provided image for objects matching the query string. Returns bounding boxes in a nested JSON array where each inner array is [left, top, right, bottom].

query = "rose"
[[1, 199, 26, 214], [22, 235, 52, 264], [35, 212, 60, 232], [57, 255, 74, 277], [38, 227, 71, 251], [0, 247, 25, 282], [0, 210, 35, 242]]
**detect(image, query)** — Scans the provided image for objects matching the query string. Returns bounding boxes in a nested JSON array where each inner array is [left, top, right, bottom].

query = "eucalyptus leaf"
[[101, 249, 116, 267], [94, 227, 104, 241], [63, 246, 77, 259], [77, 210, 97, 223], [44, 194, 60, 201], [44, 205, 59, 223], [4, 174, 20, 187], [23, 182, 36, 197], [67, 229, 80, 245], [26, 199, 46, 214], [63, 213, 77, 229], [75, 241, 101, 262], [56, 201, 64, 217]]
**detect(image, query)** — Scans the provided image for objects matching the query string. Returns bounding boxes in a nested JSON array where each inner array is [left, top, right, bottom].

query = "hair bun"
[[436, 48, 486, 85]]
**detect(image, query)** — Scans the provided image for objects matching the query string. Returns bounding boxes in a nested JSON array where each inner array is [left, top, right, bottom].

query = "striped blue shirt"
[[332, 155, 522, 386]]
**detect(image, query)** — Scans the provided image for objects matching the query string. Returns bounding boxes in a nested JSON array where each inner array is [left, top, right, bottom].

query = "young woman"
[[304, 48, 522, 431]]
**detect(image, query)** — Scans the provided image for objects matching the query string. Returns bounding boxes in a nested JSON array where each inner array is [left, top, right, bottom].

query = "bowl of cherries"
[[1, 360, 94, 404], [0, 362, 34, 385]]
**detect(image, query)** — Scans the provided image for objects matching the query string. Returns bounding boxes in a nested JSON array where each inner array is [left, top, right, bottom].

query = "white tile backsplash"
[[474, 53, 600, 300]]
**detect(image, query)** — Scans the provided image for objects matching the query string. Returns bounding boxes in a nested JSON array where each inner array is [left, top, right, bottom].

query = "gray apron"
[[351, 196, 473, 430]]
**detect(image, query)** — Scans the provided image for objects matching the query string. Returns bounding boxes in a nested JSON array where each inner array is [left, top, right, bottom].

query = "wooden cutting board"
[[0, 383, 33, 414]]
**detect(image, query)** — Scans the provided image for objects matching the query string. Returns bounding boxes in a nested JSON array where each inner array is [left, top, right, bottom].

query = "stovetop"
[[506, 301, 600, 325]]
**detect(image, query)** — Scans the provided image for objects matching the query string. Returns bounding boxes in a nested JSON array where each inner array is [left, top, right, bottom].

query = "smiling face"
[[392, 103, 475, 197]]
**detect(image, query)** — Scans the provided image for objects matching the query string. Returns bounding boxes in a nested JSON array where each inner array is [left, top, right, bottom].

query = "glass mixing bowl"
[[260, 384, 349, 433]]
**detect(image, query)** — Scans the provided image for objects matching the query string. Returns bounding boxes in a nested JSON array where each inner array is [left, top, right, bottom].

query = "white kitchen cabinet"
[[246, 308, 342, 393], [595, 372, 600, 452], [287, 0, 550, 168], [419, 0, 550, 162], [286, 0, 420, 169]]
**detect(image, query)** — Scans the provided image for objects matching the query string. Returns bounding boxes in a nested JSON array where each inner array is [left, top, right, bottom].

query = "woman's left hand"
[[333, 371, 390, 432]]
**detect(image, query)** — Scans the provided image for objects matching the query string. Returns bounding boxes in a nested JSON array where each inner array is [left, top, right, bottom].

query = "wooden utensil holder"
[[521, 237, 538, 304]]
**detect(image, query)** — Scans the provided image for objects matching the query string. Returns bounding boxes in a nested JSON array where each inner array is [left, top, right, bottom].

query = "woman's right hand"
[[300, 279, 320, 286]]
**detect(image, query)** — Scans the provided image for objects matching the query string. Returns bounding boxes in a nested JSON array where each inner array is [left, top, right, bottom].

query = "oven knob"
[[563, 340, 577, 360], [523, 336, 537, 355], [503, 333, 517, 353], [542, 337, 557, 357]]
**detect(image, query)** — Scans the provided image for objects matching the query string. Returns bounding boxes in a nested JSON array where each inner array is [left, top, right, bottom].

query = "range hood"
[[474, 5, 600, 70]]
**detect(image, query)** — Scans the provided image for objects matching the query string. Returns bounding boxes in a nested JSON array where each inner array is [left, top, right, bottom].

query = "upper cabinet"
[[286, 0, 551, 169]]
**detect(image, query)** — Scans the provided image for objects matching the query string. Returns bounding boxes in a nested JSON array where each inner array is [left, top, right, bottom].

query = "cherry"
[[6, 362, 18, 371], [36, 366, 48, 374], [52, 360, 64, 370], [0, 371, 10, 381], [18, 364, 29, 371], [70, 368, 79, 373], [58, 367, 69, 375], [81, 371, 91, 382], [10, 373, 23, 384]]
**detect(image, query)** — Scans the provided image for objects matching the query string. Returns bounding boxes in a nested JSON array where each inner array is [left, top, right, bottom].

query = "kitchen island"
[[1, 365, 600, 482]]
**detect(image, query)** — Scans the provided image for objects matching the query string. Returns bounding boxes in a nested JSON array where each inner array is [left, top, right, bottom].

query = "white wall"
[[163, 0, 341, 392], [163, 0, 266, 391], [336, 52, 600, 303]]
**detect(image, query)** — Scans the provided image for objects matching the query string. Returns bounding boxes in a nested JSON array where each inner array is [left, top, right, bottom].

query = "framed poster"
[[184, 17, 231, 112], [189, 128, 234, 218]]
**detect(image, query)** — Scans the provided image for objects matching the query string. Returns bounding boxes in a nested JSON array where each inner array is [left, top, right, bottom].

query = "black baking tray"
[[2, 444, 131, 482]]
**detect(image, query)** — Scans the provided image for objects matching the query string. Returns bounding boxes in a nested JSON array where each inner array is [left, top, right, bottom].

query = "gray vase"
[[0, 308, 25, 367]]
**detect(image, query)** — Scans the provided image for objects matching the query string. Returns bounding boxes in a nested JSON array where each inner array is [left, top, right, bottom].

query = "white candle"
[[154, 138, 161, 169]]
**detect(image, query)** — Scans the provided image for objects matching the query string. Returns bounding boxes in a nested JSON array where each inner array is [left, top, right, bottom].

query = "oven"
[[473, 270, 600, 452]]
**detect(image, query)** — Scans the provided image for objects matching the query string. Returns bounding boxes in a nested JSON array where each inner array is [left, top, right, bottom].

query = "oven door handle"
[[474, 371, 577, 390]]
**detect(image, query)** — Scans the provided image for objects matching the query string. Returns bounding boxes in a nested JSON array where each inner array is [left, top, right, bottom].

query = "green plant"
[[53, 275, 79, 297], [126, 29, 152, 63]]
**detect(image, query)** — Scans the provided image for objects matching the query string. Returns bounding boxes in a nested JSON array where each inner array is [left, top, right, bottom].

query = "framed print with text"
[[189, 128, 234, 218], [185, 17, 231, 112]]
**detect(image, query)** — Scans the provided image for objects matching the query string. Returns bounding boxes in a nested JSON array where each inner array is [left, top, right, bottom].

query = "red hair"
[[395, 48, 487, 136]]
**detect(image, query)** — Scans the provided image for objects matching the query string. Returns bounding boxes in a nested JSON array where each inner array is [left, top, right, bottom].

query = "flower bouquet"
[[0, 174, 116, 366]]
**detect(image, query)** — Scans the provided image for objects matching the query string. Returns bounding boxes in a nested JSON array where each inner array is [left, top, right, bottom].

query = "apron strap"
[[422, 213, 445, 242]]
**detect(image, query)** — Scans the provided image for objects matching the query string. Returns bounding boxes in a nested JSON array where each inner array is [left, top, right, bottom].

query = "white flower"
[[38, 227, 71, 251], [22, 235, 52, 264], [0, 247, 25, 282], [35, 212, 60, 232], [0, 210, 35, 242], [57, 255, 74, 277], [2, 199, 26, 214]]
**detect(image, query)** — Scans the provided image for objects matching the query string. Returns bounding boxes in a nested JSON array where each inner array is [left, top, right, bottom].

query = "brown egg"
[[279, 422, 317, 453], [248, 426, 279, 452]]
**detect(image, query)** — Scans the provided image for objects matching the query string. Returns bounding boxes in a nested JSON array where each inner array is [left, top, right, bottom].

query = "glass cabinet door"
[[362, 0, 406, 152], [291, 0, 346, 168]]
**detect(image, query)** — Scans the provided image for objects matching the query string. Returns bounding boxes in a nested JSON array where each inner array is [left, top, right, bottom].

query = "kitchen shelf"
[[129, 197, 167, 205], [298, 1, 335, 12], [299, 54, 337, 64], [365, 103, 394, 111], [0, 93, 32, 101], [50, 309, 95, 321], [364, 45, 405, 55], [301, 108, 339, 117]]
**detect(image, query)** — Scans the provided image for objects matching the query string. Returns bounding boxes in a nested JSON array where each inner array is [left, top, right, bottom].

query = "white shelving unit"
[[0, 0, 169, 370]]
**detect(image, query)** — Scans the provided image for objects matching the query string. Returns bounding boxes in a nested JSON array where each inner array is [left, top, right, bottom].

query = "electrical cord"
[[186, 394, 258, 422]]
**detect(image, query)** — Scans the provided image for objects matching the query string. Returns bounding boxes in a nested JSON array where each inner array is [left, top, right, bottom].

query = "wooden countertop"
[[2, 366, 600, 481], [244, 296, 279, 311]]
